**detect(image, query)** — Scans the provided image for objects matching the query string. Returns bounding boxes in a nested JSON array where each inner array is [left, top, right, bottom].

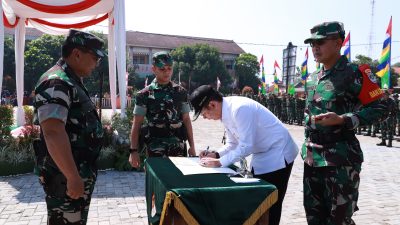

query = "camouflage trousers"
[[146, 137, 186, 157], [381, 117, 395, 141], [41, 173, 96, 224], [303, 163, 361, 225]]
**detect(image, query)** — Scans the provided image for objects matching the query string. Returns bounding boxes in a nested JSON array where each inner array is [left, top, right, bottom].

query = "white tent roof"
[[1, 0, 127, 126]]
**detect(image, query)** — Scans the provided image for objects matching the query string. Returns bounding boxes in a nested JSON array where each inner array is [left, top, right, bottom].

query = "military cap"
[[304, 21, 345, 44], [190, 85, 219, 120], [152, 51, 173, 68], [65, 29, 106, 58], [393, 93, 399, 98]]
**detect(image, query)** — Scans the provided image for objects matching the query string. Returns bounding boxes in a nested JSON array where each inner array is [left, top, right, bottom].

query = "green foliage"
[[0, 105, 13, 142], [235, 53, 261, 91], [24, 34, 65, 92], [3, 38, 16, 92], [171, 44, 231, 91], [0, 141, 34, 164], [353, 54, 399, 88]]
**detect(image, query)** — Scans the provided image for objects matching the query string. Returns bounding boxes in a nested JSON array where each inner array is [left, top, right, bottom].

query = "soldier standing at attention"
[[129, 51, 196, 169], [376, 91, 397, 147], [302, 21, 388, 225], [393, 93, 400, 137], [33, 30, 106, 224]]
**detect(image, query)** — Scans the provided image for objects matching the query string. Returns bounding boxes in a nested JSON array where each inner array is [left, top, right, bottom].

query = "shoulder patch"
[[358, 64, 378, 84]]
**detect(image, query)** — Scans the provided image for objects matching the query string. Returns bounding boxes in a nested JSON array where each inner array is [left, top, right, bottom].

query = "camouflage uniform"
[[134, 80, 190, 157], [34, 60, 103, 225], [377, 95, 397, 147], [33, 30, 105, 225], [288, 95, 296, 125], [303, 22, 388, 225], [393, 94, 400, 136], [295, 97, 305, 125]]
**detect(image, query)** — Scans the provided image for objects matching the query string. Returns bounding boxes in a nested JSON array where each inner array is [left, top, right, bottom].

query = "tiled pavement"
[[1, 114, 400, 225]]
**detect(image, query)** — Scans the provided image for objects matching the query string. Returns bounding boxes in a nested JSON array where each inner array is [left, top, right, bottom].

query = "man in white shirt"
[[190, 85, 298, 225]]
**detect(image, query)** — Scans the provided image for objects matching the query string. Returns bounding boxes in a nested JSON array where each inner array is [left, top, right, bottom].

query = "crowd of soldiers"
[[356, 92, 399, 148], [240, 92, 306, 126], [239, 91, 399, 148]]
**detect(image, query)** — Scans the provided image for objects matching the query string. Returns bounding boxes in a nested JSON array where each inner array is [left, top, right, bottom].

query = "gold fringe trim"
[[243, 189, 279, 225], [160, 191, 200, 225]]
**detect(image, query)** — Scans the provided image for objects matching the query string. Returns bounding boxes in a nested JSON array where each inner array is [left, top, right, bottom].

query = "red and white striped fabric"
[[0, 0, 128, 125]]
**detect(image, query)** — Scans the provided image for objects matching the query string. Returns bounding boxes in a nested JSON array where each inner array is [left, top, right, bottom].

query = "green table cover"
[[145, 157, 277, 225]]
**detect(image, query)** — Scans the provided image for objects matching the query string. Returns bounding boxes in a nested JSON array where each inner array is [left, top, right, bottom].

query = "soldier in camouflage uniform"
[[274, 94, 282, 120], [393, 93, 400, 137], [129, 51, 196, 169], [295, 95, 306, 125], [377, 91, 397, 147], [302, 22, 388, 225], [281, 94, 288, 123], [33, 30, 105, 224], [288, 95, 296, 125]]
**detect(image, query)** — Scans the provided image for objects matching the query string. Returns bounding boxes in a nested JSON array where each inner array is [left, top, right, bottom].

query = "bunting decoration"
[[273, 61, 280, 93], [376, 16, 392, 89], [342, 32, 351, 61], [259, 55, 266, 94], [301, 48, 309, 84]]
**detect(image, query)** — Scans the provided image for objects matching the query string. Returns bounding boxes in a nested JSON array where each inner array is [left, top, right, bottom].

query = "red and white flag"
[[217, 77, 221, 91]]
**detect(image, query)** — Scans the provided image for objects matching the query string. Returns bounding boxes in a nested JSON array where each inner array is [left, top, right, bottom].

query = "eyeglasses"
[[77, 47, 102, 65], [309, 38, 338, 47]]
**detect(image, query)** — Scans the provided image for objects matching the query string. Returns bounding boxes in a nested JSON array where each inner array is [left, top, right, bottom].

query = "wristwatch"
[[342, 115, 355, 130], [129, 148, 138, 153]]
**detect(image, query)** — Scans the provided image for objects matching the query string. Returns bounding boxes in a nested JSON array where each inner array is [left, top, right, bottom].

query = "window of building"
[[132, 54, 148, 64], [224, 60, 234, 70]]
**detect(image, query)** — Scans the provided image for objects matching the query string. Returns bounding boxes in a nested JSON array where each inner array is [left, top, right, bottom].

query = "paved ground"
[[1, 111, 400, 224]]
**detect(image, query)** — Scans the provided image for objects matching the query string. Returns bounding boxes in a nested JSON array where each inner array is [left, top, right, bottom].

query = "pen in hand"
[[204, 146, 210, 157]]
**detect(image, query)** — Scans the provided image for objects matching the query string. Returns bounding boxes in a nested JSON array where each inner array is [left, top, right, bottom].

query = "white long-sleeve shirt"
[[218, 96, 299, 175]]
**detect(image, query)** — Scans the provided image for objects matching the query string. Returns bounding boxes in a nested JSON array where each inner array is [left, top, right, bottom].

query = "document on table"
[[169, 157, 237, 175]]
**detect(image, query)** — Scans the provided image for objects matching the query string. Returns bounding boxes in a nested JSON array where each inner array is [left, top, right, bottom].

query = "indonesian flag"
[[217, 77, 221, 91]]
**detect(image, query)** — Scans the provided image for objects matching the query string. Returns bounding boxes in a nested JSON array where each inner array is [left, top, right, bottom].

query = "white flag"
[[217, 77, 221, 91], [126, 72, 129, 87]]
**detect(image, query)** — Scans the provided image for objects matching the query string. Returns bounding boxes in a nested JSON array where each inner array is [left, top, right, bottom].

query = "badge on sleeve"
[[364, 68, 377, 83]]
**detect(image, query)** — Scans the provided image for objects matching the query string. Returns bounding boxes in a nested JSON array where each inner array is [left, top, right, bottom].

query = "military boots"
[[376, 140, 386, 146], [387, 140, 392, 147]]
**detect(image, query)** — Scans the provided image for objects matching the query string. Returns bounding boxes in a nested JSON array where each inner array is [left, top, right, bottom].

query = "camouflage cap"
[[65, 29, 106, 58], [152, 51, 173, 68], [304, 21, 345, 44]]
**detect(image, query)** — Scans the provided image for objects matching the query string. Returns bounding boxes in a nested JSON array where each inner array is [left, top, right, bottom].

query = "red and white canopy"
[[1, 0, 127, 126]]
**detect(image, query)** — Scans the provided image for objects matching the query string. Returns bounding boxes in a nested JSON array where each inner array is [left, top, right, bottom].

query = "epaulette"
[[138, 85, 151, 94]]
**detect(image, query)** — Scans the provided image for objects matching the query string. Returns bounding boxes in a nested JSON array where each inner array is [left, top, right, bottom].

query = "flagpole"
[[349, 32, 351, 62]]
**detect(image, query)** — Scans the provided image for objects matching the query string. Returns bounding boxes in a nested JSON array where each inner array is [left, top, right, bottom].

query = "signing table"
[[145, 158, 278, 225]]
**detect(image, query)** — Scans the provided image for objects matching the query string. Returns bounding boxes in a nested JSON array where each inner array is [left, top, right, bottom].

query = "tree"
[[234, 53, 261, 91], [353, 54, 398, 88], [171, 44, 231, 93], [2, 38, 16, 92], [24, 34, 65, 92]]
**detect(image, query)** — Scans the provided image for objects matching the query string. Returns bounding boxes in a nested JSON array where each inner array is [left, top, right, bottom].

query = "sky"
[[93, 0, 398, 81]]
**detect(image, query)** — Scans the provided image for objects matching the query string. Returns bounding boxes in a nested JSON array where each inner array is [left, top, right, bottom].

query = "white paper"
[[169, 157, 236, 175], [230, 177, 260, 183]]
